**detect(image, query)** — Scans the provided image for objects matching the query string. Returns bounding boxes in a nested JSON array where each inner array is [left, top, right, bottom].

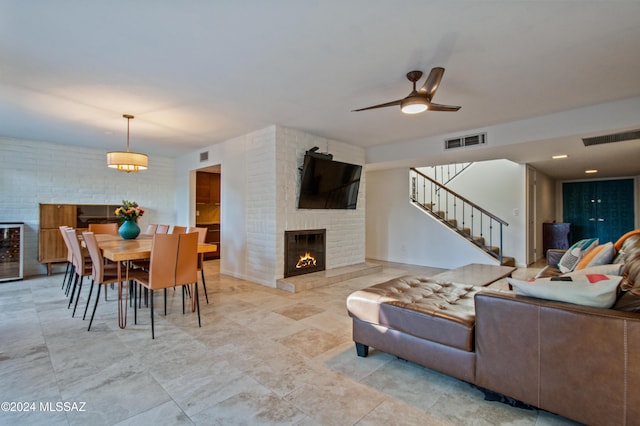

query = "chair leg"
[[150, 290, 155, 339], [88, 285, 102, 331], [65, 265, 75, 296], [164, 288, 167, 316], [182, 286, 185, 314], [68, 274, 79, 309], [62, 262, 70, 290], [83, 279, 95, 320], [195, 283, 201, 328], [72, 276, 84, 317], [201, 269, 209, 304]]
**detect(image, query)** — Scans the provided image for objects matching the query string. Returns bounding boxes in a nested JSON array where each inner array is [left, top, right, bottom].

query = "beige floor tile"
[[0, 259, 581, 425]]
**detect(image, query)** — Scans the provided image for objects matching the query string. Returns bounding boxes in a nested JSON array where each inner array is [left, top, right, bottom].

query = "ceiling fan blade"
[[419, 67, 445, 98], [352, 99, 402, 112], [427, 102, 461, 112]]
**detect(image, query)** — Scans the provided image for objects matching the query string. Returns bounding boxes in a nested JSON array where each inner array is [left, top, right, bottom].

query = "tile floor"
[[0, 260, 579, 425]]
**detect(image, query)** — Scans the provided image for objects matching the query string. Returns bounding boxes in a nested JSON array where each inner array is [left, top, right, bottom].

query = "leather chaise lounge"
[[347, 234, 640, 426]]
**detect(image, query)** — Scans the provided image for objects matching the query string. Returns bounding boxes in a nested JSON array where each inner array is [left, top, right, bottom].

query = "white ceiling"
[[1, 1, 640, 180]]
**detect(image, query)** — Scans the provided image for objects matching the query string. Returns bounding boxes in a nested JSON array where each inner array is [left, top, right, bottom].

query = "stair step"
[[418, 201, 512, 267], [473, 236, 485, 245], [500, 256, 516, 267]]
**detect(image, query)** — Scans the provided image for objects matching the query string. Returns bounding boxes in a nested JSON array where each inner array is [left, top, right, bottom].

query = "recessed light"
[[585, 169, 598, 174], [552, 154, 568, 159]]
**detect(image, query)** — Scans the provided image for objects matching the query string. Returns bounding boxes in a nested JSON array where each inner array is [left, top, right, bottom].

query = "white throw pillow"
[[508, 274, 622, 309], [566, 263, 623, 277], [557, 238, 599, 273]]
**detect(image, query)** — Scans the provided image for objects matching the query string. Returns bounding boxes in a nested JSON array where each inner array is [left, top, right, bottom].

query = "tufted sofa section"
[[347, 276, 482, 383], [347, 233, 640, 425], [347, 277, 479, 351]]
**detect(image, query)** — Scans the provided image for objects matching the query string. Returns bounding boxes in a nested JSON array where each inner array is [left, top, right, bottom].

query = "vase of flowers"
[[115, 200, 145, 240]]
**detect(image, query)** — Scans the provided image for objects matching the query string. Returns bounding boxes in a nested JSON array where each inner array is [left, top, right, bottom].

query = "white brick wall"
[[224, 125, 366, 286], [244, 127, 278, 284], [0, 137, 176, 276], [275, 126, 366, 278]]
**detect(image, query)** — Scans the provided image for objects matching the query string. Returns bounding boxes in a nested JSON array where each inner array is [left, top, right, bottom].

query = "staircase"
[[410, 167, 515, 267]]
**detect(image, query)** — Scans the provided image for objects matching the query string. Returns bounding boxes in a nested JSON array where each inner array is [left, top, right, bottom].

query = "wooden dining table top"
[[95, 234, 217, 262]]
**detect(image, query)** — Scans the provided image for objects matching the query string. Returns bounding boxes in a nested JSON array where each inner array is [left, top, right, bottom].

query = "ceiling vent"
[[582, 129, 640, 146], [199, 151, 209, 162], [444, 132, 486, 150]]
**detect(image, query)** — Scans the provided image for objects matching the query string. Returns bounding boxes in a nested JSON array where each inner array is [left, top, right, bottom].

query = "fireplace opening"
[[284, 229, 326, 278]]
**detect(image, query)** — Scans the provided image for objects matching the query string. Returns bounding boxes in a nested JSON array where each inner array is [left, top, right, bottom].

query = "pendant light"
[[107, 114, 148, 172]]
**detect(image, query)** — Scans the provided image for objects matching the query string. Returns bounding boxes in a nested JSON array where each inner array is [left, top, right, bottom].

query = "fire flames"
[[296, 252, 317, 269]]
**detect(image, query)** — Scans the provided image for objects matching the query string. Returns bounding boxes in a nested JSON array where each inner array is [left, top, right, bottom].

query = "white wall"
[[0, 137, 175, 276], [535, 169, 557, 261], [366, 159, 527, 269], [276, 126, 366, 277], [445, 159, 526, 264], [366, 168, 496, 269], [367, 97, 640, 170], [175, 125, 365, 287]]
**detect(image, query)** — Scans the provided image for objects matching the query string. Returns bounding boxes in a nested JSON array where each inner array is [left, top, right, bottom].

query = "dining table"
[[94, 234, 217, 328]]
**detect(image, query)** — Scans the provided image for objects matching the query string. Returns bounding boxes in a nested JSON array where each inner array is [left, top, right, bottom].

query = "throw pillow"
[[614, 229, 640, 251], [557, 238, 599, 273], [575, 242, 615, 270], [566, 263, 624, 277], [507, 274, 622, 309]]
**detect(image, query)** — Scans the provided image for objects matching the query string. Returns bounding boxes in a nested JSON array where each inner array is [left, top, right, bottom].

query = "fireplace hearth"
[[284, 229, 326, 278]]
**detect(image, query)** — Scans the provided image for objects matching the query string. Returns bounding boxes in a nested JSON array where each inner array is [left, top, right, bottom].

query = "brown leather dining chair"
[[82, 232, 143, 330], [155, 224, 170, 234], [64, 228, 93, 318], [142, 224, 158, 235], [171, 225, 187, 234], [133, 232, 200, 339], [59, 226, 74, 292], [187, 226, 209, 304], [88, 222, 119, 235]]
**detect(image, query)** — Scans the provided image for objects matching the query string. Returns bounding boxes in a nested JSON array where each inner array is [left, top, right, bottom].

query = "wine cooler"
[[0, 223, 24, 282]]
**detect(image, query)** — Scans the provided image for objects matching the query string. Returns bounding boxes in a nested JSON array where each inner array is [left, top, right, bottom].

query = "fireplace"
[[284, 229, 326, 278]]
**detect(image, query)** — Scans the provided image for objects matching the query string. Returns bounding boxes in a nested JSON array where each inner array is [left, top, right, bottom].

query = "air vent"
[[445, 132, 486, 150], [199, 151, 209, 162], [582, 129, 640, 146]]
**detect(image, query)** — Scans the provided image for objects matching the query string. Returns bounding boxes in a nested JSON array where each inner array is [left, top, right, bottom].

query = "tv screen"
[[298, 154, 362, 209]]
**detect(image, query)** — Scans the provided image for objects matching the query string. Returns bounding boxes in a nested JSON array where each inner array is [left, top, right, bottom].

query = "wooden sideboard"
[[39, 203, 119, 274]]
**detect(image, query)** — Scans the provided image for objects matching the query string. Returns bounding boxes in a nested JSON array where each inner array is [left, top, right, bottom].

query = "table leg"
[[117, 261, 130, 329]]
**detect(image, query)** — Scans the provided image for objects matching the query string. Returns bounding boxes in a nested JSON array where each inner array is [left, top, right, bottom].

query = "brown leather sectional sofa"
[[347, 234, 640, 426]]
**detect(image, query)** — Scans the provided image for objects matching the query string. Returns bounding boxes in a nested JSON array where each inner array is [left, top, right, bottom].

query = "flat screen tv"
[[298, 154, 362, 209]]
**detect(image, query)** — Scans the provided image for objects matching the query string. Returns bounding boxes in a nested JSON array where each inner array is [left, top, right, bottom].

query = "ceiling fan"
[[352, 67, 461, 114]]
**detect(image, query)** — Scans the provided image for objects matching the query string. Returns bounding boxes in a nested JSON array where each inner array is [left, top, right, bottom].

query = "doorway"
[[563, 179, 635, 244], [195, 165, 221, 260]]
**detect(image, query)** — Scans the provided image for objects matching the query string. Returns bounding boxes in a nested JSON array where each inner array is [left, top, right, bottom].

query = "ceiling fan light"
[[401, 98, 428, 114]]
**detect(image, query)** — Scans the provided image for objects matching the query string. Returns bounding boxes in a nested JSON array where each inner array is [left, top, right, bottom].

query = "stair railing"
[[410, 167, 509, 264], [431, 162, 473, 187]]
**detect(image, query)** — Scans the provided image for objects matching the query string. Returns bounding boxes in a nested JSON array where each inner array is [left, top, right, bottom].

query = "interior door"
[[563, 179, 635, 244], [526, 166, 537, 264]]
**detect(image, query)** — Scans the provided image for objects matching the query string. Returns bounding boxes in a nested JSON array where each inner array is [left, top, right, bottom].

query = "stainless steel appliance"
[[0, 223, 24, 282]]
